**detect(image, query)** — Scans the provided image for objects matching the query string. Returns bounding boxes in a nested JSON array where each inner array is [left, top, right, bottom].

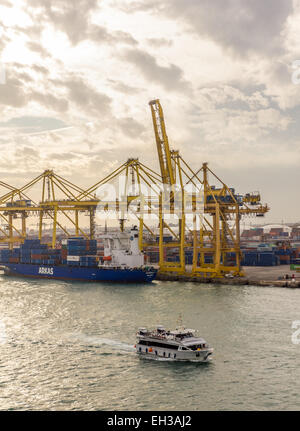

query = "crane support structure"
[[149, 100, 175, 186], [0, 170, 99, 248], [0, 100, 269, 279], [147, 99, 269, 278]]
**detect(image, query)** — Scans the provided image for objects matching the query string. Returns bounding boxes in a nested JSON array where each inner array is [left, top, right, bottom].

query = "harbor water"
[[0, 274, 299, 410]]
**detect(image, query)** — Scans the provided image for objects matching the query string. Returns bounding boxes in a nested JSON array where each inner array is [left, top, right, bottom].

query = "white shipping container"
[[61, 239, 68, 245], [257, 247, 272, 252], [67, 255, 80, 261]]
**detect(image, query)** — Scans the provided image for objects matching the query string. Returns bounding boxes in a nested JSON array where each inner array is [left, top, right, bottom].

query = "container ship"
[[0, 227, 157, 283]]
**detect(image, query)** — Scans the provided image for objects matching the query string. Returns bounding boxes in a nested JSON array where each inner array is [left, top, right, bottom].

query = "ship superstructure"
[[136, 325, 213, 362], [0, 227, 157, 283]]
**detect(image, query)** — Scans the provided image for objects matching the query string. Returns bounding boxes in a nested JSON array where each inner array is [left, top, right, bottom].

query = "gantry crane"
[[149, 100, 175, 186], [148, 99, 269, 277], [0, 170, 100, 248], [0, 100, 269, 278], [0, 180, 31, 245], [149, 99, 186, 273]]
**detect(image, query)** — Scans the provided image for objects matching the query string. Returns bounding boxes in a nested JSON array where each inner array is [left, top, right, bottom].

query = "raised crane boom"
[[149, 99, 175, 186]]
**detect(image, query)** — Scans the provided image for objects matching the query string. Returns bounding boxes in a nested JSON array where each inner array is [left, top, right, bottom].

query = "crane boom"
[[149, 99, 175, 186]]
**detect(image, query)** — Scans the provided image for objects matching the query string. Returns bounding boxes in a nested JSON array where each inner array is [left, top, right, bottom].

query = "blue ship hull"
[[1, 263, 157, 283]]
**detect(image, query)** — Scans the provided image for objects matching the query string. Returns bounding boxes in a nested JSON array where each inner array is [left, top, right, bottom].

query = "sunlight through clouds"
[[0, 0, 299, 222]]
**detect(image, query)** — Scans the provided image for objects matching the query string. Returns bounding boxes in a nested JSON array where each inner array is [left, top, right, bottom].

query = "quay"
[[156, 265, 300, 288]]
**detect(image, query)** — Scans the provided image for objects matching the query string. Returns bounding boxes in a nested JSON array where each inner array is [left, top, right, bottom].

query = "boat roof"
[[181, 337, 206, 345], [138, 334, 207, 345], [169, 328, 195, 335]]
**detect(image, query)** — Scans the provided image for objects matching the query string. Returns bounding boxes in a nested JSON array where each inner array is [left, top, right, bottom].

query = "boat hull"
[[136, 344, 213, 362], [1, 263, 157, 283]]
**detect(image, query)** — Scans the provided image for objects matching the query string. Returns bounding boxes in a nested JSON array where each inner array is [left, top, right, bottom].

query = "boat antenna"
[[176, 313, 183, 329]]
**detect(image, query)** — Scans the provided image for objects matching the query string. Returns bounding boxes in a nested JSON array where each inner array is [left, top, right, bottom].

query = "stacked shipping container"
[[0, 237, 98, 268], [66, 237, 97, 267]]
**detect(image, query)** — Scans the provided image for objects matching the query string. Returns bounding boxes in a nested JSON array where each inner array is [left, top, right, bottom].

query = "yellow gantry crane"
[[74, 157, 163, 248], [0, 99, 269, 279], [147, 99, 269, 277], [149, 99, 186, 273], [0, 170, 99, 248], [149, 100, 175, 186], [0, 180, 30, 245]]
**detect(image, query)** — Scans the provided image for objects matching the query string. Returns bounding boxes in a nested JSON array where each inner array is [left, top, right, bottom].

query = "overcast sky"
[[0, 0, 300, 224]]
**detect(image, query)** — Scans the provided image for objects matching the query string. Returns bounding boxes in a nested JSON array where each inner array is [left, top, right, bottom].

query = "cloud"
[[87, 24, 138, 46], [60, 76, 112, 116], [196, 84, 271, 112], [26, 41, 51, 58], [123, 48, 190, 91], [189, 105, 291, 147], [48, 152, 80, 160], [31, 64, 49, 75], [108, 79, 143, 95], [1, 64, 111, 118], [118, 117, 146, 138], [0, 24, 10, 53], [0, 72, 28, 107], [0, 64, 70, 113], [31, 91, 69, 113], [0, 116, 68, 134], [146, 37, 173, 47], [220, 164, 300, 224], [124, 0, 294, 57], [13, 23, 44, 39], [26, 0, 136, 46], [0, 0, 299, 222], [0, 0, 12, 7], [117, 1, 163, 13], [27, 0, 99, 45], [14, 146, 40, 160]]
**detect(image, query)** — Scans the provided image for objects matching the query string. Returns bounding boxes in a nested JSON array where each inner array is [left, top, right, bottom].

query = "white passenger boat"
[[135, 325, 213, 362]]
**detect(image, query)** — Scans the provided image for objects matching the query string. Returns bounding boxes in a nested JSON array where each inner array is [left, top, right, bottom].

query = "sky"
[[0, 0, 300, 225]]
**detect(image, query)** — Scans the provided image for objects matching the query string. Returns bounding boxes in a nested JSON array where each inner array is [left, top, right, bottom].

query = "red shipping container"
[[61, 249, 67, 258], [31, 254, 42, 259]]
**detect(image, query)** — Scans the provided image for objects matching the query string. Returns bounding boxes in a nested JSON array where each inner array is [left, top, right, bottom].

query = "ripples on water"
[[0, 275, 300, 410]]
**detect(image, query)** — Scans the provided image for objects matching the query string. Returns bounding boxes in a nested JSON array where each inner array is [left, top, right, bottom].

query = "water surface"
[[0, 275, 299, 410]]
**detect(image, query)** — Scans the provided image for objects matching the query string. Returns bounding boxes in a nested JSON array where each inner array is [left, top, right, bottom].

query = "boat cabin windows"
[[138, 340, 178, 350], [188, 344, 206, 351], [156, 326, 165, 334], [138, 328, 147, 336], [170, 331, 194, 339]]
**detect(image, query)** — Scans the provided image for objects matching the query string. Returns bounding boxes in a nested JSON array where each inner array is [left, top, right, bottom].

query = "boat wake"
[[72, 334, 135, 352]]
